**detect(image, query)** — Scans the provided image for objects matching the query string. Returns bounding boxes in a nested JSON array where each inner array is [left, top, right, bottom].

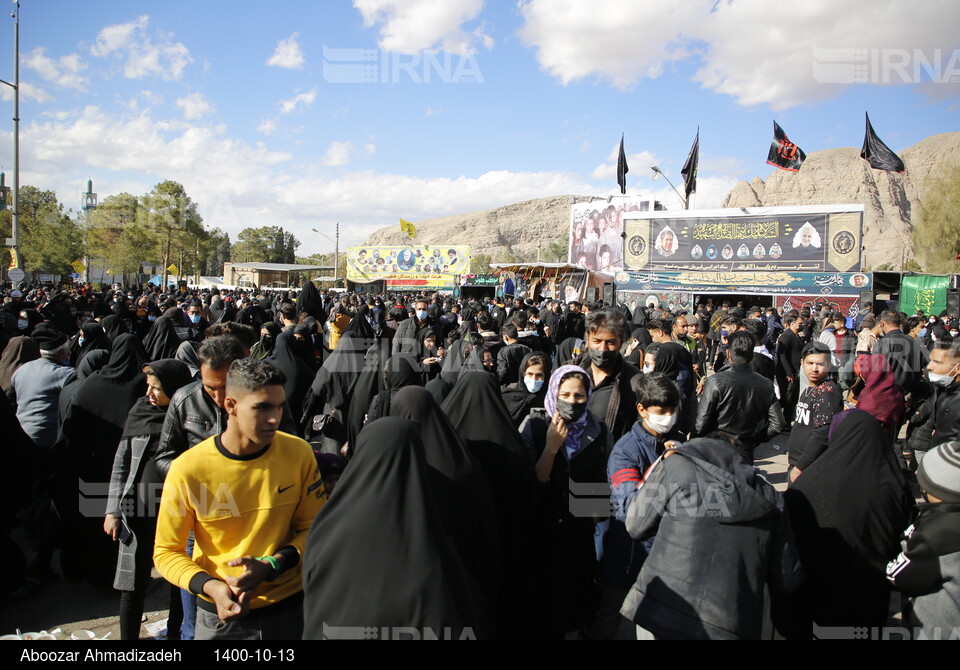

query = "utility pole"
[[0, 4, 21, 271]]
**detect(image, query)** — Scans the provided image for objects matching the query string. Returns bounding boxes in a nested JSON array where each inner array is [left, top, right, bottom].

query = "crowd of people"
[[1, 281, 959, 640]]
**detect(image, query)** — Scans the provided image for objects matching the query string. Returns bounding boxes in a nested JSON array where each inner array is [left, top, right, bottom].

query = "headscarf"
[[500, 352, 552, 427], [296, 281, 324, 320], [268, 331, 315, 426], [544, 364, 594, 456], [142, 307, 183, 360], [0, 335, 39, 393], [652, 342, 681, 381], [390, 386, 499, 601], [249, 321, 282, 360], [342, 303, 377, 339], [175, 340, 201, 379], [100, 313, 128, 343], [302, 418, 491, 638], [71, 320, 111, 367], [343, 338, 392, 451], [122, 359, 194, 439], [785, 409, 914, 593], [854, 354, 905, 431], [309, 331, 373, 412]]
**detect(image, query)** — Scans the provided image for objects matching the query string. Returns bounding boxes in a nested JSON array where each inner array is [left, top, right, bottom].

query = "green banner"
[[900, 275, 949, 316]]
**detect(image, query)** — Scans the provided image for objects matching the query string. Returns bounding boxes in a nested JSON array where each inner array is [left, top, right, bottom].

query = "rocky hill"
[[722, 132, 960, 270], [362, 194, 582, 263], [362, 133, 960, 270]]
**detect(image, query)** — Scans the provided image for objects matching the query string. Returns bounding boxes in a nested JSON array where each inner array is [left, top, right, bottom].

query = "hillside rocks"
[[362, 133, 960, 271]]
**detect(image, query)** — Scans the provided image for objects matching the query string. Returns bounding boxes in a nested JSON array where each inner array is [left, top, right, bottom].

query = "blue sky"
[[1, 0, 957, 257]]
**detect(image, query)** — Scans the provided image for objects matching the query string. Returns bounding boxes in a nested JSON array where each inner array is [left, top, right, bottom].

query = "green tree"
[[0, 186, 85, 275], [232, 226, 301, 264], [545, 232, 570, 263], [914, 163, 960, 273], [86, 192, 146, 283], [203, 228, 231, 276], [137, 181, 203, 286]]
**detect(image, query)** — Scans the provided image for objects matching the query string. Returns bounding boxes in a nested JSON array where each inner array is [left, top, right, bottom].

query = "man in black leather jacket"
[[695, 331, 785, 461]]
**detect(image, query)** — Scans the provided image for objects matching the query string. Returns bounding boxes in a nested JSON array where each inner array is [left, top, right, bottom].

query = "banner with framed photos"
[[622, 205, 864, 273]]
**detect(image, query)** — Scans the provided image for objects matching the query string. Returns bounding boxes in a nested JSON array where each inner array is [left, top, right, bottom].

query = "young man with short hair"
[[696, 331, 784, 462], [154, 359, 325, 640], [576, 308, 643, 440], [787, 342, 844, 482]]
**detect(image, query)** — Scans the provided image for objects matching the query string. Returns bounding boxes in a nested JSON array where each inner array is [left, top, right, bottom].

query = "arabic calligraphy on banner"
[[622, 206, 864, 273], [615, 270, 871, 296]]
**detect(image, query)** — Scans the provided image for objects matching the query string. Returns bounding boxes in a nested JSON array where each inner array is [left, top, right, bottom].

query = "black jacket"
[[153, 380, 297, 480], [695, 363, 785, 451]]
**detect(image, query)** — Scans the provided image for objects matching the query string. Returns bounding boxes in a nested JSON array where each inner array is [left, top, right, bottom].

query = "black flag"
[[681, 129, 699, 204], [861, 113, 905, 173], [617, 134, 629, 195], [766, 121, 806, 172]]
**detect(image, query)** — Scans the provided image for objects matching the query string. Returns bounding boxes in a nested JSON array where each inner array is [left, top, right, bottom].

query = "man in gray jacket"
[[622, 437, 802, 639]]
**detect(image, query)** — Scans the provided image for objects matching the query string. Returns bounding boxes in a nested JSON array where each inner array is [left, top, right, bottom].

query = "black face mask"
[[588, 347, 621, 369], [555, 399, 587, 423]]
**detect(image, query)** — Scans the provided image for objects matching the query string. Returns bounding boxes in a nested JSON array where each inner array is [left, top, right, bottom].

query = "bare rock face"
[[722, 132, 960, 270], [360, 133, 960, 271], [362, 195, 582, 261]]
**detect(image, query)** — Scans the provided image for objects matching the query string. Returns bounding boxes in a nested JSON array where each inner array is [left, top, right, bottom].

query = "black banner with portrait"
[[622, 206, 863, 273]]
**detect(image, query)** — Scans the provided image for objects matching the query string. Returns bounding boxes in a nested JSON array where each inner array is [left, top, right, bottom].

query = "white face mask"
[[929, 365, 959, 387], [644, 411, 677, 434], [524, 378, 544, 393], [642, 363, 654, 375]]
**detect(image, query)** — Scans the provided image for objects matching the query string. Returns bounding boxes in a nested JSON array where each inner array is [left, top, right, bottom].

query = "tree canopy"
[[914, 163, 960, 273]]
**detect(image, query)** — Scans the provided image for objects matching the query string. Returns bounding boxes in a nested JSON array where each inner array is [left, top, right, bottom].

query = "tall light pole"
[[650, 166, 688, 210], [0, 3, 20, 270], [311, 222, 339, 287]]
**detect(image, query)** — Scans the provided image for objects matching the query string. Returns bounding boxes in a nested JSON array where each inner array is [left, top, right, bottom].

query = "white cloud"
[[257, 118, 278, 135], [0, 81, 53, 104], [176, 92, 216, 120], [22, 48, 88, 89], [519, 0, 960, 108], [424, 106, 443, 116], [321, 141, 354, 167], [364, 143, 377, 155], [354, 0, 491, 55], [589, 145, 659, 181], [90, 15, 193, 81], [267, 33, 305, 69], [278, 88, 317, 114], [518, 0, 703, 88]]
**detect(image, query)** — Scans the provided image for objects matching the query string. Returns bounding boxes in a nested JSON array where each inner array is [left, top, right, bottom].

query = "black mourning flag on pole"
[[681, 129, 699, 204], [861, 113, 905, 173], [617, 134, 629, 195], [767, 121, 806, 172]]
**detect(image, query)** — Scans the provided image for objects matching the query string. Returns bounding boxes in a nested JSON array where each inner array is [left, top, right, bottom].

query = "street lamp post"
[[311, 222, 340, 287], [650, 166, 688, 210], [0, 3, 20, 271]]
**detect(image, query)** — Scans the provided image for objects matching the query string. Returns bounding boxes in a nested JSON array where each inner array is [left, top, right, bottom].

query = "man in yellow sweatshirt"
[[154, 358, 326, 640]]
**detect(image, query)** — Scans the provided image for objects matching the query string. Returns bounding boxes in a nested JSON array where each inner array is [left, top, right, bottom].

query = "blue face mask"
[[415, 310, 428, 321], [189, 314, 201, 325], [148, 316, 157, 322], [920, 328, 928, 338], [524, 378, 544, 393], [78, 337, 85, 347]]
